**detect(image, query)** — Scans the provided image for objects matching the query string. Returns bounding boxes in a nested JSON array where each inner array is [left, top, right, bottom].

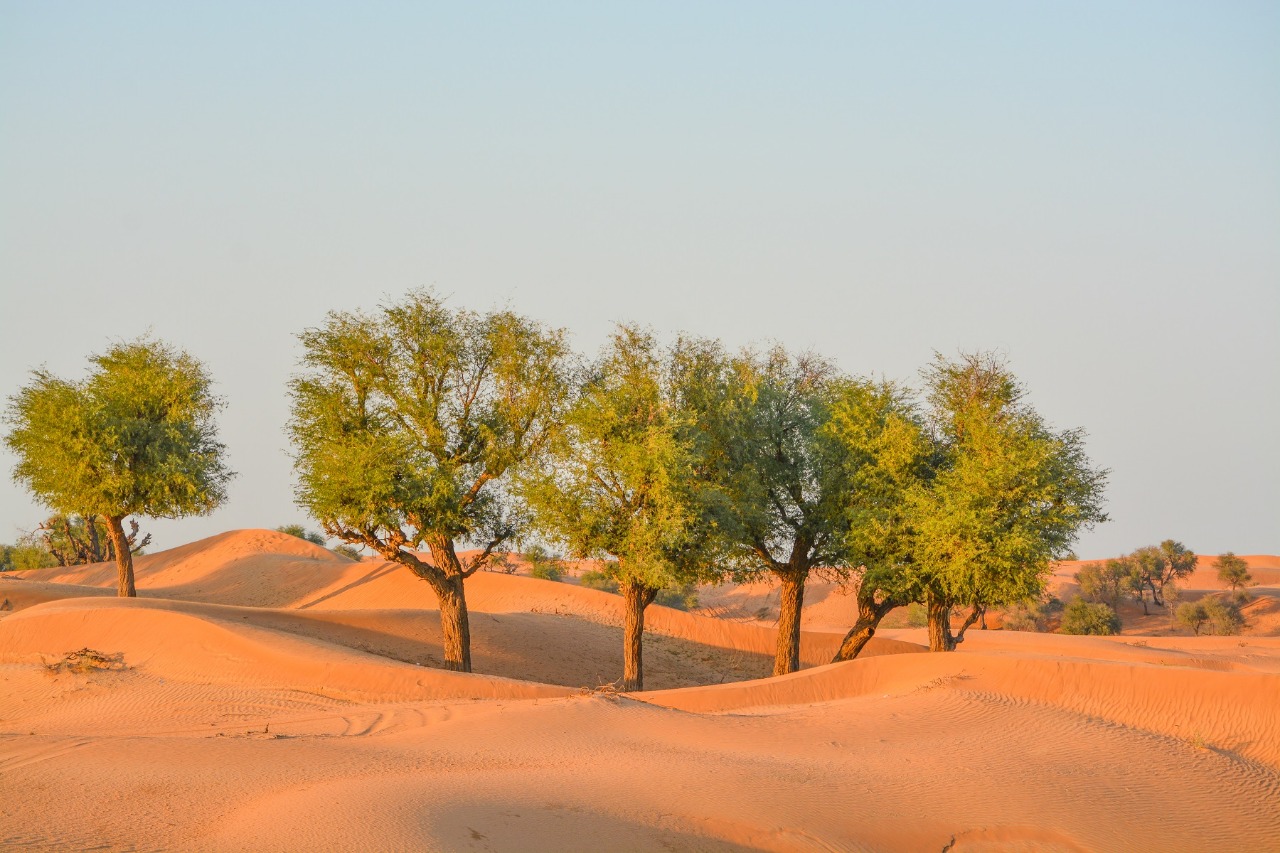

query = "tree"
[[5, 339, 233, 596], [1075, 559, 1127, 610], [1126, 541, 1197, 610], [909, 353, 1108, 651], [702, 345, 861, 675], [1215, 552, 1252, 592], [1060, 598, 1120, 635], [522, 327, 730, 690], [276, 524, 326, 546], [288, 291, 572, 673], [32, 513, 150, 566], [825, 379, 933, 662]]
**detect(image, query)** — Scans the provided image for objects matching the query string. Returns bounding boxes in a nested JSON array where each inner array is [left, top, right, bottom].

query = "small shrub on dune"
[[523, 544, 565, 582], [1176, 601, 1209, 635], [332, 544, 362, 561], [1059, 598, 1120, 635], [655, 582, 699, 611], [277, 524, 326, 546], [1203, 596, 1245, 636], [529, 562, 564, 582], [578, 570, 620, 594]]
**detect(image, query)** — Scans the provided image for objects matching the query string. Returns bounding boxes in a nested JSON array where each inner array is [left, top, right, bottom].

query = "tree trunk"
[[104, 515, 136, 598], [85, 513, 103, 563], [832, 589, 900, 662], [927, 592, 956, 652], [436, 574, 472, 672], [773, 570, 808, 676], [620, 581, 658, 691]]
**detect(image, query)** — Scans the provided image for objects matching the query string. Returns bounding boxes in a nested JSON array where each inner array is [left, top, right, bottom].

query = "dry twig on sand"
[[44, 647, 127, 674]]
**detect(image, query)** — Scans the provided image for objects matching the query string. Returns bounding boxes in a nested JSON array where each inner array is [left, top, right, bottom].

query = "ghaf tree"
[[523, 327, 731, 691], [5, 339, 232, 596], [288, 291, 571, 673]]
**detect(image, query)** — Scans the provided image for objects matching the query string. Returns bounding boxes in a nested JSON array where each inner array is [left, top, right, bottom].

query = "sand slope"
[[4, 531, 1280, 851]]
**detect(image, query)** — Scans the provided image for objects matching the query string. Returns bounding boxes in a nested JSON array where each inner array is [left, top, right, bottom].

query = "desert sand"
[[2, 530, 1278, 852]]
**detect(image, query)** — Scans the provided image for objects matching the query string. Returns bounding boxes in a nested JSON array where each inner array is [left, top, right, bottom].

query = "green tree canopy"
[[5, 338, 232, 596], [826, 378, 933, 661], [522, 326, 732, 690], [1214, 552, 1252, 592], [909, 352, 1108, 651], [699, 345, 862, 675], [288, 290, 572, 672]]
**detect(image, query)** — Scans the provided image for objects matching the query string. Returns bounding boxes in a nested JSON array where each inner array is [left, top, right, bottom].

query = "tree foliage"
[[696, 344, 872, 675], [1214, 552, 1252, 592], [1060, 598, 1120, 635], [1075, 559, 1128, 610], [5, 338, 232, 596], [522, 326, 731, 689], [288, 290, 572, 672], [909, 353, 1108, 651]]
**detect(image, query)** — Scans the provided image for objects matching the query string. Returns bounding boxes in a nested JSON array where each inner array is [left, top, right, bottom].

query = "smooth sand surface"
[[3, 531, 1279, 851]]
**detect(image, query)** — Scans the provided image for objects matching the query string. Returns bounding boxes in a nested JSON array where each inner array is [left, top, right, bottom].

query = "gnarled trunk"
[[773, 570, 808, 676], [832, 588, 900, 662], [104, 515, 136, 598], [620, 581, 658, 691], [927, 593, 956, 652], [928, 594, 984, 652], [437, 574, 472, 672]]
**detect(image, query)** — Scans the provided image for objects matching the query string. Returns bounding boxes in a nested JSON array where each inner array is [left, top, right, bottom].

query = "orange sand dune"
[[4, 531, 1280, 851]]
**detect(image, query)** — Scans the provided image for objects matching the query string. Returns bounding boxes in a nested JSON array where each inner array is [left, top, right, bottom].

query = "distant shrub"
[[331, 544, 362, 561], [1203, 596, 1245, 636], [1179, 595, 1246, 636], [655, 582, 699, 611], [277, 524, 325, 546], [0, 540, 57, 571], [522, 544, 565, 582], [1001, 596, 1061, 632], [530, 562, 564, 582], [1059, 598, 1120, 635], [1176, 601, 1209, 635], [905, 602, 928, 628], [579, 570, 620, 594]]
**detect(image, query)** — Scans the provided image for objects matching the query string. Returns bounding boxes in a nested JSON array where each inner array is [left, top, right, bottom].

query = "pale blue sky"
[[2, 2, 1277, 558]]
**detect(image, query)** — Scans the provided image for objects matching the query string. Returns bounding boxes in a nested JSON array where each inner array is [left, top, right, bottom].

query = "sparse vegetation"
[[332, 544, 362, 561], [523, 544, 566, 583], [277, 524, 326, 546], [1059, 598, 1120, 635], [1075, 560, 1128, 610], [579, 569, 620, 594]]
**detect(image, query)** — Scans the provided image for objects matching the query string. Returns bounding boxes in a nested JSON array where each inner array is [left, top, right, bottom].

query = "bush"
[[1176, 601, 1209, 635], [578, 569, 619, 594], [904, 602, 928, 628], [1203, 596, 1245, 636], [277, 524, 325, 546], [655, 582, 699, 611], [331, 544, 362, 561], [0, 540, 57, 571], [522, 544, 565, 582], [1059, 598, 1120, 635], [1001, 596, 1062, 632], [529, 562, 564, 582]]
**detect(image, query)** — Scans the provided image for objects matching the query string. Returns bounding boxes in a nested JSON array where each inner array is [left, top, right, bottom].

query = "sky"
[[1, 1, 1277, 560]]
